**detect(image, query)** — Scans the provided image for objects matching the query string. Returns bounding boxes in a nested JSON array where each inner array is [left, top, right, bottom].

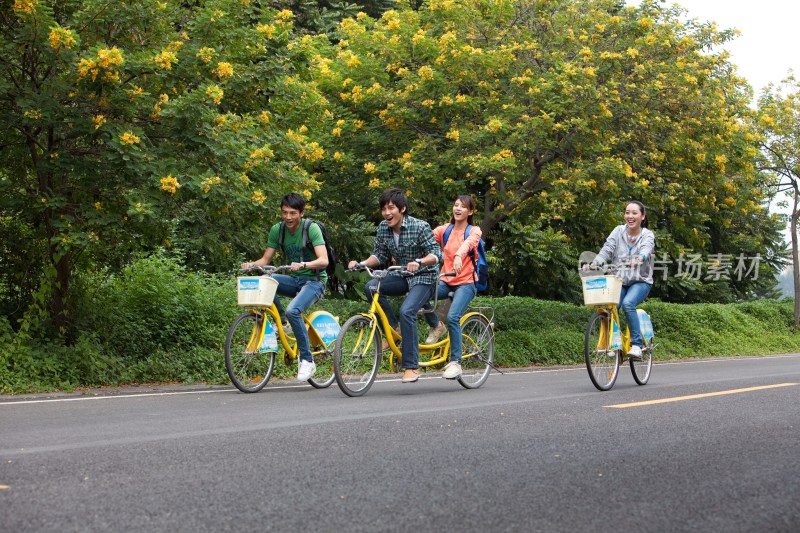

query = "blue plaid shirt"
[[372, 215, 442, 287]]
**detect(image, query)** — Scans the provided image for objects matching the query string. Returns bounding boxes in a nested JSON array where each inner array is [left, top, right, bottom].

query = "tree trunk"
[[51, 251, 73, 339], [792, 189, 800, 332]]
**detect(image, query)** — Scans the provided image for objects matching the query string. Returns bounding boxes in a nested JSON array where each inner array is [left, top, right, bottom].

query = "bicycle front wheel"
[[630, 338, 653, 385], [584, 311, 620, 391], [334, 315, 382, 397], [458, 314, 494, 389], [225, 312, 276, 393]]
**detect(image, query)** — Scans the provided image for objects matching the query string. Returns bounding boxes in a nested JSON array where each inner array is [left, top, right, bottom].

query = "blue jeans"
[[618, 282, 652, 348], [423, 281, 477, 362], [273, 274, 325, 363], [364, 275, 436, 370]]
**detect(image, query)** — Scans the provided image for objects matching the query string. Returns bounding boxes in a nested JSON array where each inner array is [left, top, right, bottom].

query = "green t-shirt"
[[267, 220, 327, 282]]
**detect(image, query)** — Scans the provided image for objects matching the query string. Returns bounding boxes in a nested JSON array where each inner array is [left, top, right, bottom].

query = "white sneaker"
[[442, 361, 462, 379], [297, 360, 316, 381], [425, 322, 447, 344], [627, 345, 643, 361]]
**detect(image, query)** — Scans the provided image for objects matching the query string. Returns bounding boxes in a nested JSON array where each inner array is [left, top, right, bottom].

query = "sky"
[[641, 0, 799, 97]]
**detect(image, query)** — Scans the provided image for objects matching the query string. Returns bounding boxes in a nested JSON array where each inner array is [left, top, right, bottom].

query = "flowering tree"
[[757, 74, 800, 328], [312, 0, 781, 298], [0, 0, 329, 336]]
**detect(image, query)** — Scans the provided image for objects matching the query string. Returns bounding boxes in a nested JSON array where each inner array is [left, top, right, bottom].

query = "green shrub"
[[2, 251, 799, 395], [77, 253, 237, 363]]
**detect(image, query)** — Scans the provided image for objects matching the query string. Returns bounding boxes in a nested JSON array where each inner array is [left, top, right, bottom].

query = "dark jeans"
[[364, 275, 437, 370]]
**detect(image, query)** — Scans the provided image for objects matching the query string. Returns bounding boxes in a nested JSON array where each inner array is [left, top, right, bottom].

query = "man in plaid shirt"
[[348, 188, 443, 383]]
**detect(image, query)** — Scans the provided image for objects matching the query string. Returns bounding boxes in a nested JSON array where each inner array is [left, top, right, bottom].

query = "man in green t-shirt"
[[242, 193, 328, 382]]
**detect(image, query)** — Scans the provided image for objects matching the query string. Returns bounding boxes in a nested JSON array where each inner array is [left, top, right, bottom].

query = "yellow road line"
[[606, 383, 799, 408], [0, 485, 10, 489]]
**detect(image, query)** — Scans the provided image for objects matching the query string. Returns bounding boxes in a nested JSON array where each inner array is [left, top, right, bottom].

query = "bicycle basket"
[[237, 276, 279, 307], [581, 275, 622, 306]]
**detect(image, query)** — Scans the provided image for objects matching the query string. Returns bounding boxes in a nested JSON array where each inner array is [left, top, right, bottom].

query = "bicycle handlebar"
[[346, 261, 441, 279], [240, 265, 292, 275], [579, 257, 643, 276]]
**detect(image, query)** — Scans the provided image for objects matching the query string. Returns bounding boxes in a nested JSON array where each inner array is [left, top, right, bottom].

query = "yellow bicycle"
[[333, 265, 495, 397], [580, 261, 655, 391], [224, 265, 340, 392]]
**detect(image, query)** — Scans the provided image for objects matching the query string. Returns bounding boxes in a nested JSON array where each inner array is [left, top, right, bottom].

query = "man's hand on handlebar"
[[405, 260, 421, 273]]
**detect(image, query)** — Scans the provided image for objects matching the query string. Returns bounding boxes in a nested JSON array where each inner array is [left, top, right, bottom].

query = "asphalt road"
[[1, 355, 799, 532]]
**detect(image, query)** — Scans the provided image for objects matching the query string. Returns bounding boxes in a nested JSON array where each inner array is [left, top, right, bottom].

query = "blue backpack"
[[443, 224, 489, 292]]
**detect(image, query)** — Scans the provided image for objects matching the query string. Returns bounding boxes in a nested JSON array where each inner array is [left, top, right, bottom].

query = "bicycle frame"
[[593, 305, 632, 355], [245, 304, 332, 360], [357, 275, 492, 371]]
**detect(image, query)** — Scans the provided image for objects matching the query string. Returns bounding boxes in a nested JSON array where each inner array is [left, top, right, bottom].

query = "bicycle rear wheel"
[[308, 342, 336, 389], [630, 338, 653, 385], [584, 311, 620, 391], [225, 312, 276, 393], [458, 314, 494, 389], [334, 315, 382, 397]]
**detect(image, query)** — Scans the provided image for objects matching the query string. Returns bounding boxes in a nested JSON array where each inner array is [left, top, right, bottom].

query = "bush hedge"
[[1, 255, 798, 394]]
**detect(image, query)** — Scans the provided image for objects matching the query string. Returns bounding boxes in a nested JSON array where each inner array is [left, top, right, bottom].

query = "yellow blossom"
[[215, 62, 234, 79], [299, 142, 324, 161], [369, 178, 381, 188], [120, 131, 140, 145], [496, 149, 514, 159], [206, 85, 224, 105], [259, 111, 271, 123], [160, 175, 180, 194], [333, 151, 342, 160], [201, 176, 221, 193], [49, 26, 77, 50], [93, 114, 106, 130], [418, 66, 434, 80], [197, 47, 215, 63], [154, 50, 178, 70], [13, 0, 38, 16], [166, 40, 184, 52], [446, 129, 460, 141], [332, 127, 342, 137], [252, 190, 266, 204], [486, 119, 503, 132], [94, 202, 102, 210], [364, 162, 377, 174], [277, 9, 294, 20], [626, 48, 639, 58]]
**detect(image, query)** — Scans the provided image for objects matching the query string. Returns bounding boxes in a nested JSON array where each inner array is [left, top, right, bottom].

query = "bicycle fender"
[[460, 311, 491, 328], [306, 310, 341, 346]]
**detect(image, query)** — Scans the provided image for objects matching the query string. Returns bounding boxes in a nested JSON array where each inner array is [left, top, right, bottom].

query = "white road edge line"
[[2, 353, 798, 406]]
